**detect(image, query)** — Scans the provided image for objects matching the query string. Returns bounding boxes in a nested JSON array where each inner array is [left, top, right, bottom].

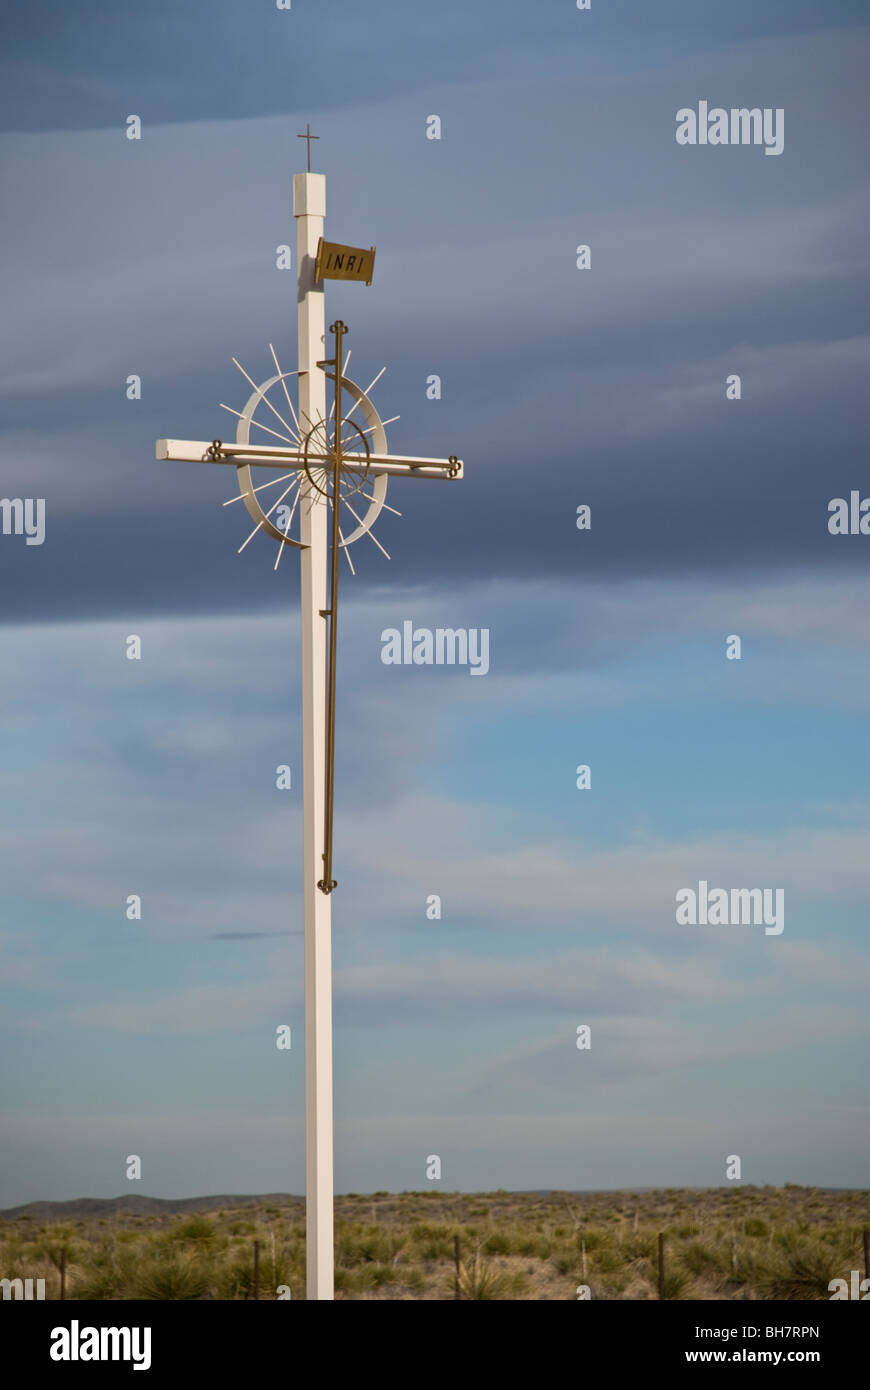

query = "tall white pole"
[[293, 170, 334, 1301]]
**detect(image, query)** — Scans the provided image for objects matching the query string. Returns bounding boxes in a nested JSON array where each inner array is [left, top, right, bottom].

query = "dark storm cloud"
[[1, 25, 867, 623], [0, 0, 862, 133]]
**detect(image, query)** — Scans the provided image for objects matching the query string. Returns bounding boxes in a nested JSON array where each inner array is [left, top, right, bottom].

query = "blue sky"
[[0, 2, 868, 1205]]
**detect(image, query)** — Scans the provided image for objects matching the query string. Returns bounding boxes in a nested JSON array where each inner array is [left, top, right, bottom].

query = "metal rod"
[[318, 320, 345, 894]]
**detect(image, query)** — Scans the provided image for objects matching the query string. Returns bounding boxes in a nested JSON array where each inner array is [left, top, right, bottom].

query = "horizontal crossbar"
[[155, 439, 463, 481]]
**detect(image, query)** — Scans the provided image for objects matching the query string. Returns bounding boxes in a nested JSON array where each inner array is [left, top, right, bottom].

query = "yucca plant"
[[128, 1251, 211, 1300], [753, 1235, 851, 1301], [455, 1245, 520, 1300], [659, 1266, 690, 1300]]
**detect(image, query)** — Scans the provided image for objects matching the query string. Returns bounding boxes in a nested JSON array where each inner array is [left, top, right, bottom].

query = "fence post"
[[863, 1228, 869, 1283], [453, 1234, 461, 1299], [60, 1248, 66, 1302], [658, 1233, 665, 1299], [253, 1240, 260, 1301], [581, 1238, 587, 1280]]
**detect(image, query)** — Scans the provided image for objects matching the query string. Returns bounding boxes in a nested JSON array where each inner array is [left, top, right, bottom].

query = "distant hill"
[[1, 1184, 858, 1223], [0, 1188, 659, 1220], [0, 1193, 303, 1221]]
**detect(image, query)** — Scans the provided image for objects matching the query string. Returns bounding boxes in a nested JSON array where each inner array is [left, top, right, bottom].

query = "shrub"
[[660, 1267, 691, 1300], [409, 1223, 454, 1260], [168, 1215, 218, 1245], [754, 1237, 849, 1301], [122, 1248, 209, 1300], [335, 1225, 403, 1267], [482, 1231, 515, 1256], [456, 1251, 526, 1300], [744, 1218, 769, 1238], [620, 1233, 657, 1262]]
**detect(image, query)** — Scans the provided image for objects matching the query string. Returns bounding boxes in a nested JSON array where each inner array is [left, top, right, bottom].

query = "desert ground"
[[1, 1186, 866, 1300]]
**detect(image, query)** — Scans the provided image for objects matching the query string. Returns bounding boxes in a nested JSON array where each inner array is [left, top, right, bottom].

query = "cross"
[[155, 165, 463, 1302], [297, 122, 319, 172]]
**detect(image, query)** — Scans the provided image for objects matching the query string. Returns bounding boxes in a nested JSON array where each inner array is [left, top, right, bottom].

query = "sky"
[[0, 1, 868, 1206]]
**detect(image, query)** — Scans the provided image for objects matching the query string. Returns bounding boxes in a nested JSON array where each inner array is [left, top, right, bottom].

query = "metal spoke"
[[220, 403, 298, 445], [237, 480, 296, 553], [268, 343, 303, 438], [233, 356, 297, 439], [223, 471, 300, 506], [302, 469, 329, 516], [298, 404, 329, 440], [341, 415, 399, 447], [340, 367, 386, 428], [274, 484, 303, 570], [358, 489, 401, 517], [342, 497, 391, 559], [333, 511, 356, 574]]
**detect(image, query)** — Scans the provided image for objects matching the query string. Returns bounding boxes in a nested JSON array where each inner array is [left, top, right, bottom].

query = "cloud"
[[472, 1003, 870, 1096], [211, 930, 293, 940], [2, 12, 869, 1205], [3, 1099, 867, 1203], [2, 580, 870, 947], [1, 26, 869, 620], [65, 981, 296, 1036]]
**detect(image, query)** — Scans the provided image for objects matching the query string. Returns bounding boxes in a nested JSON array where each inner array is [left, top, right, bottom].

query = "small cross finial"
[[297, 122, 320, 173]]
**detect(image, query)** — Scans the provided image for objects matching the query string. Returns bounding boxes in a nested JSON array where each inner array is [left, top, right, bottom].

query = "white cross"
[[155, 167, 463, 1302]]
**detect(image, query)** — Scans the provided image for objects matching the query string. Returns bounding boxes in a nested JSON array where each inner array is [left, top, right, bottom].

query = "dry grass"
[[1, 1185, 866, 1300]]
